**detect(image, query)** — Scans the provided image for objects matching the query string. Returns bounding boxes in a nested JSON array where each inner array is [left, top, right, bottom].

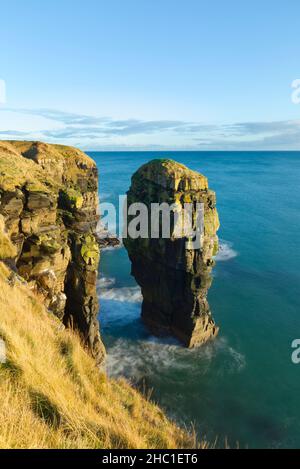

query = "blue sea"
[[89, 151, 300, 449]]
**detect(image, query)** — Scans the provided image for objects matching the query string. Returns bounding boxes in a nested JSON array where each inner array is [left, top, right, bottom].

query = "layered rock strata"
[[0, 141, 104, 364], [124, 159, 220, 348]]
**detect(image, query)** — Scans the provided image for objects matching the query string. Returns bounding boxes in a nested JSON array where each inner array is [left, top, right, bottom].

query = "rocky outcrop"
[[0, 141, 105, 364], [96, 225, 121, 249], [124, 159, 220, 348]]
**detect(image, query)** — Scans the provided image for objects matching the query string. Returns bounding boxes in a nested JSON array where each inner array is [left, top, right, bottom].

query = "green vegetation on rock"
[[59, 188, 84, 211], [80, 234, 100, 266]]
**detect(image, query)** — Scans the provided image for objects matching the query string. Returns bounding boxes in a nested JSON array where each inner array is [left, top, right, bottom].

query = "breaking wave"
[[105, 333, 246, 381], [98, 276, 116, 289], [98, 276, 142, 303], [101, 286, 142, 303], [215, 240, 238, 261]]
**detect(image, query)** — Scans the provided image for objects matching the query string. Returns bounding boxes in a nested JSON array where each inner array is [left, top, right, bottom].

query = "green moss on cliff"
[[36, 233, 61, 254], [80, 234, 100, 266], [59, 188, 84, 211], [204, 209, 220, 236]]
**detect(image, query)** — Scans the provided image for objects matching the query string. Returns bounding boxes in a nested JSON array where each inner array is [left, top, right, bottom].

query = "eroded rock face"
[[0, 141, 105, 364], [124, 159, 220, 348]]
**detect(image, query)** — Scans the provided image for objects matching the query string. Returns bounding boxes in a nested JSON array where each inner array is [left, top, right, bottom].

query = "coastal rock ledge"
[[0, 141, 105, 364], [124, 159, 220, 348]]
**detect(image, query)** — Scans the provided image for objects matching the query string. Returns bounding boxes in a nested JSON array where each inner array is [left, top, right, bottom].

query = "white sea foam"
[[105, 336, 190, 379], [101, 286, 142, 303], [226, 345, 246, 373], [98, 276, 116, 289], [215, 240, 238, 261], [105, 330, 246, 380], [99, 275, 245, 384], [98, 276, 142, 303]]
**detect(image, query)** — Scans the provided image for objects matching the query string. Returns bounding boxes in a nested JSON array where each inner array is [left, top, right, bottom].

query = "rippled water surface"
[[89, 151, 300, 448]]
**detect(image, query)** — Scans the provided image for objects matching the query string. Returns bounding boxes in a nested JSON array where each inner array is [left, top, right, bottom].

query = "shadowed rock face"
[[0, 141, 105, 364], [124, 159, 220, 348]]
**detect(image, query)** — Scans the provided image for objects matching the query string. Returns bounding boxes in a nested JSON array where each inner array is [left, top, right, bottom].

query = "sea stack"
[[124, 159, 220, 347]]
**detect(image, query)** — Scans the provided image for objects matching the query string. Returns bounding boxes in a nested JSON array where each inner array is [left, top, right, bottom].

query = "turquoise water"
[[89, 151, 300, 449]]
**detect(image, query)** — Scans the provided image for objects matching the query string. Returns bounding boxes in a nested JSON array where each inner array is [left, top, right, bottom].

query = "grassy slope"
[[0, 259, 203, 449], [0, 140, 206, 449]]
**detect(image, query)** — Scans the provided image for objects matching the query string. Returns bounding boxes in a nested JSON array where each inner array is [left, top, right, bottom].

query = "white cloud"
[[0, 107, 300, 150]]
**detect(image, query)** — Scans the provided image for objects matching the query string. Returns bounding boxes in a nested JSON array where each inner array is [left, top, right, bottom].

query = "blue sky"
[[1, 0, 300, 150]]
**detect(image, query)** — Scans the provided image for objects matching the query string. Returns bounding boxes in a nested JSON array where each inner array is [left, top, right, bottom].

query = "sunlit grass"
[[0, 261, 207, 449]]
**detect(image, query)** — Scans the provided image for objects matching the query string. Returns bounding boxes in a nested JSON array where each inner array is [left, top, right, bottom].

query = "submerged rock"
[[0, 141, 105, 364], [124, 159, 220, 348]]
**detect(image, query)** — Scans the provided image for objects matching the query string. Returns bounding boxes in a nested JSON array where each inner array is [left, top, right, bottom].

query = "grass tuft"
[[29, 391, 62, 429]]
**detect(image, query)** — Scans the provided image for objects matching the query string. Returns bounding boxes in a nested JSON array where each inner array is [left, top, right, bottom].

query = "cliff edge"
[[0, 141, 104, 364]]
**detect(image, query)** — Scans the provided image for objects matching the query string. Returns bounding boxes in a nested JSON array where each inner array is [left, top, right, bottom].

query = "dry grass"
[[0, 140, 96, 193], [0, 216, 17, 260], [0, 261, 206, 449], [0, 140, 96, 191], [0, 141, 54, 192]]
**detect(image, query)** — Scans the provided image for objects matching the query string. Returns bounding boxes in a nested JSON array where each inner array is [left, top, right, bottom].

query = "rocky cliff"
[[124, 159, 220, 348], [0, 141, 104, 364]]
